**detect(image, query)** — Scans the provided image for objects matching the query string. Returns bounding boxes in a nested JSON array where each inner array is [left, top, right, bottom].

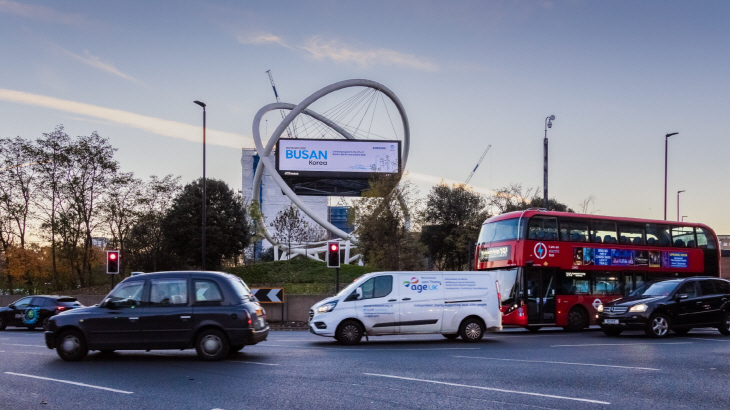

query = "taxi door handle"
[[180, 315, 191, 319], [129, 317, 139, 321], [402, 298, 411, 301]]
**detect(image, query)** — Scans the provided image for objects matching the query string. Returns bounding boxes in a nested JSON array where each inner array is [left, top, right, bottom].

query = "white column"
[[274, 246, 279, 261], [344, 240, 351, 265]]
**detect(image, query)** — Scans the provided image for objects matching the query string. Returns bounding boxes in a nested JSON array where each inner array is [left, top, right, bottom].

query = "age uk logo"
[[403, 277, 419, 287]]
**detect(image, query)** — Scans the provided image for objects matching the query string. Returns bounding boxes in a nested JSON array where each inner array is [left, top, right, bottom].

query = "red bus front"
[[475, 210, 720, 331]]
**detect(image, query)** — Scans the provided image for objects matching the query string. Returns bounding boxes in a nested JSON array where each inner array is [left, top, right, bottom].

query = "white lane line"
[[679, 337, 730, 342], [228, 361, 279, 366], [364, 373, 609, 405], [453, 356, 660, 371], [348, 348, 481, 351], [4, 372, 133, 394], [1, 343, 46, 348], [551, 342, 692, 347]]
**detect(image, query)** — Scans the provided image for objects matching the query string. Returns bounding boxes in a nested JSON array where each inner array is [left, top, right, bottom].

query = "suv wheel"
[[56, 330, 88, 361], [645, 313, 671, 338], [719, 311, 730, 336], [336, 320, 363, 345], [195, 329, 230, 361]]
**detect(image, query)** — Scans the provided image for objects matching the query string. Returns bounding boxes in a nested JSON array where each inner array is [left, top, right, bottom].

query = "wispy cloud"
[[0, 89, 251, 149], [0, 0, 90, 25], [237, 33, 289, 48], [55, 46, 140, 84], [302, 36, 438, 72]]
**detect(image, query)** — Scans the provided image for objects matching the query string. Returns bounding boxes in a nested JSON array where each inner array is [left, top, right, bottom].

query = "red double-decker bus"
[[475, 209, 720, 331]]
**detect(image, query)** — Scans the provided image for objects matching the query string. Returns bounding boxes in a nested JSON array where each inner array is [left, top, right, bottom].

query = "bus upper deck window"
[[528, 217, 558, 241], [619, 222, 645, 245], [591, 220, 617, 244], [696, 227, 717, 249], [646, 223, 671, 247], [671, 226, 696, 248], [559, 218, 588, 242]]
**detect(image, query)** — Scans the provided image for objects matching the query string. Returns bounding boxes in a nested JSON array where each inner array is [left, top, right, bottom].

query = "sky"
[[1, 0, 729, 233]]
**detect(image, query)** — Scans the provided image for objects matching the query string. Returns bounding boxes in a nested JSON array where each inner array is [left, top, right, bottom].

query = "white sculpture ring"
[[251, 79, 410, 247]]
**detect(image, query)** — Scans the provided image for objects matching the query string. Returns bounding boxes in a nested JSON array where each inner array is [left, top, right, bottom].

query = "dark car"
[[0, 295, 83, 331], [44, 271, 269, 361], [597, 277, 730, 338]]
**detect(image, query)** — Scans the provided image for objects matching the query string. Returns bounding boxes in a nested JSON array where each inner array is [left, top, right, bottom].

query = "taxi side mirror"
[[675, 293, 688, 301], [8, 304, 15, 309]]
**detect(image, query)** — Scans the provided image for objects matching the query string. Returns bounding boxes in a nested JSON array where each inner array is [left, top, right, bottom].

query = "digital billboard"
[[274, 138, 402, 197], [276, 139, 400, 178]]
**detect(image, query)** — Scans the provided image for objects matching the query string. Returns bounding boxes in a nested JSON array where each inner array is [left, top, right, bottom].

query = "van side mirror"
[[345, 288, 362, 302]]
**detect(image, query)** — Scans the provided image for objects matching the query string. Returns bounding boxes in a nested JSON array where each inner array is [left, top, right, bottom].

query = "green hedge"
[[225, 258, 376, 295]]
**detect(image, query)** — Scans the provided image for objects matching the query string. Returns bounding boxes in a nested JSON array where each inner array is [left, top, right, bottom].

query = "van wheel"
[[564, 307, 588, 331], [459, 318, 484, 342], [56, 330, 88, 361], [718, 311, 730, 336], [645, 313, 671, 338], [195, 329, 230, 361], [443, 334, 459, 340], [336, 320, 363, 345]]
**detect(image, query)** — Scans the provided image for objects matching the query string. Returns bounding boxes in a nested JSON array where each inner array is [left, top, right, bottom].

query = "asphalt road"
[[1, 326, 729, 409]]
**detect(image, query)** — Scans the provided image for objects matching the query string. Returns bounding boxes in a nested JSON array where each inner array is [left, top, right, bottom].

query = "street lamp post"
[[664, 132, 679, 220], [543, 115, 555, 209], [677, 190, 685, 222], [194, 100, 207, 270]]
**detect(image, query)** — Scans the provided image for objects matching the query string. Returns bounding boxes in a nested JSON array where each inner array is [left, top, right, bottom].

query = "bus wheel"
[[526, 326, 541, 332], [564, 307, 588, 332]]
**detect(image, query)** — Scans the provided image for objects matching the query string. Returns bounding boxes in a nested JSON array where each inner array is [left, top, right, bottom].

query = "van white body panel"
[[309, 271, 502, 339]]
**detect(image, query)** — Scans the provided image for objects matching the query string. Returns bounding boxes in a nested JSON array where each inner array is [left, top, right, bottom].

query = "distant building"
[[91, 237, 108, 249], [241, 149, 351, 256], [719, 235, 730, 257]]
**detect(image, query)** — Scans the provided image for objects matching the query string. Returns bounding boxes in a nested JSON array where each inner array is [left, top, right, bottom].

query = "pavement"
[[0, 326, 729, 409]]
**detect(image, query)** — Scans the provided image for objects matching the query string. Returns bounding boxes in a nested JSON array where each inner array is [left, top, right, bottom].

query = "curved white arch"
[[251, 79, 410, 249]]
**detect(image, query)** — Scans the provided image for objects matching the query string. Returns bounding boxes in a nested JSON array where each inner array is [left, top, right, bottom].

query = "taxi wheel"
[[336, 320, 363, 345], [0, 315, 6, 330], [459, 317, 484, 342], [56, 330, 88, 361], [443, 334, 460, 340], [195, 329, 230, 361], [645, 313, 671, 338], [718, 311, 730, 336]]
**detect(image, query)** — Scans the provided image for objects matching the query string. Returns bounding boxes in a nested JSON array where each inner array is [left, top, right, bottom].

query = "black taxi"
[[44, 271, 269, 361]]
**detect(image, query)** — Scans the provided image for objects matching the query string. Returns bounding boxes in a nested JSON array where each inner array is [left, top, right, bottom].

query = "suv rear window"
[[56, 297, 79, 307]]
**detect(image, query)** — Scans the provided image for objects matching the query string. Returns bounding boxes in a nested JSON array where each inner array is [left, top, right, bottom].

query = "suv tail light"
[[55, 306, 67, 313]]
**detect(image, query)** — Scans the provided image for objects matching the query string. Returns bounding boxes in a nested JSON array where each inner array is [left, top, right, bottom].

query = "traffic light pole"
[[336, 268, 340, 293]]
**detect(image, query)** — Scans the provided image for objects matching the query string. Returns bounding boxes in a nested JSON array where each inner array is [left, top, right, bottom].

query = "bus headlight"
[[316, 301, 338, 314], [629, 304, 648, 312], [596, 304, 603, 313]]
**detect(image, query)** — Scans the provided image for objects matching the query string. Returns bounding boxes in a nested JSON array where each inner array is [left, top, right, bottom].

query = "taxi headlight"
[[316, 301, 338, 314], [596, 304, 603, 313], [629, 303, 648, 312]]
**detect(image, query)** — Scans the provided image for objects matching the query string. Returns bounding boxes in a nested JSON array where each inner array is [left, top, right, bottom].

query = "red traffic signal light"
[[327, 241, 340, 268], [107, 250, 120, 274]]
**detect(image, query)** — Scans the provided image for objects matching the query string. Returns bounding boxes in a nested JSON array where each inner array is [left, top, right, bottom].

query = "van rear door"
[[397, 273, 444, 333]]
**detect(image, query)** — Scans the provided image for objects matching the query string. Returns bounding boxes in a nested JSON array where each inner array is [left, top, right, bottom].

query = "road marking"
[[364, 373, 609, 405], [348, 348, 481, 351], [679, 337, 730, 342], [1, 343, 46, 348], [228, 361, 279, 366], [453, 356, 660, 371], [551, 342, 692, 347], [4, 372, 133, 394]]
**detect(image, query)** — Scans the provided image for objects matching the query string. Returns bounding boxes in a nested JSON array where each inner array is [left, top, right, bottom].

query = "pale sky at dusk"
[[1, 1, 729, 232]]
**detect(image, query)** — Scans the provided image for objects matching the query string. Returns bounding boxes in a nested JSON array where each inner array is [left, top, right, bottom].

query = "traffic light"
[[107, 250, 119, 274], [327, 241, 340, 268]]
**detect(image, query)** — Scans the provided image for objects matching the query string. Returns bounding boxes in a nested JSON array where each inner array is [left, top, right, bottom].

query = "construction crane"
[[266, 70, 294, 139], [465, 144, 491, 184]]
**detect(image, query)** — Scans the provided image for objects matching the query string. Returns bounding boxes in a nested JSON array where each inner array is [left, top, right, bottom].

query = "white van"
[[309, 271, 502, 345]]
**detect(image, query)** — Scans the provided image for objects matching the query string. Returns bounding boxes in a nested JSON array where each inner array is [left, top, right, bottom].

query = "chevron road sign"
[[250, 288, 285, 303]]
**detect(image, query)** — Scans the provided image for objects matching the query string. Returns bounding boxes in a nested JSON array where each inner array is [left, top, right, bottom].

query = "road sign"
[[250, 288, 284, 303]]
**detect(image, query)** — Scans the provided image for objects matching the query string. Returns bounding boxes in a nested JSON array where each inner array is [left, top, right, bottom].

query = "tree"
[[421, 183, 490, 270], [162, 178, 250, 270], [269, 204, 309, 260], [488, 183, 574, 215], [127, 175, 181, 272], [350, 173, 424, 270]]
